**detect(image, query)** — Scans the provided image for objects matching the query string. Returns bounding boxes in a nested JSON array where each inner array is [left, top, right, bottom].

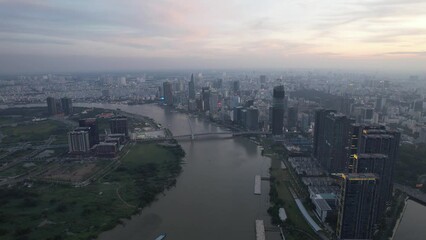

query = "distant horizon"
[[0, 67, 425, 78], [0, 57, 425, 77]]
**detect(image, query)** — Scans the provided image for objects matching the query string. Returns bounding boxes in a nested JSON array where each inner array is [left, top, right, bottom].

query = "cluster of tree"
[[267, 178, 284, 225], [0, 107, 47, 118], [374, 190, 406, 240], [395, 143, 426, 191]]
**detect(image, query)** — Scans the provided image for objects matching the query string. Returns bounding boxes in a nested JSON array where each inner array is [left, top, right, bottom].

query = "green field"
[[0, 149, 34, 162], [0, 162, 38, 177], [0, 120, 69, 144], [0, 107, 48, 119], [0, 143, 183, 240], [0, 116, 20, 125]]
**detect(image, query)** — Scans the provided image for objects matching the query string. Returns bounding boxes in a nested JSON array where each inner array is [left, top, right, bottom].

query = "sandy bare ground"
[[41, 163, 99, 182]]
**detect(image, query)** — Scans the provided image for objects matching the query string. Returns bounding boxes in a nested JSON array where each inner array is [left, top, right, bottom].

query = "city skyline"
[[1, 0, 426, 73], [1, 69, 425, 239]]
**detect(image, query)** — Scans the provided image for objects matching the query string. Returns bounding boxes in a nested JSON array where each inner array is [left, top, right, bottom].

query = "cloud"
[[385, 51, 426, 56], [0, 36, 71, 45], [0, 0, 425, 72]]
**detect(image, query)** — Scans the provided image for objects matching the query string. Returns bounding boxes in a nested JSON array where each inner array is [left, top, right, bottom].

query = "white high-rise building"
[[68, 129, 91, 153], [209, 91, 219, 113]]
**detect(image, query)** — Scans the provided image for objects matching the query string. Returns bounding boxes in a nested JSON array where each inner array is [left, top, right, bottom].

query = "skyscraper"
[[209, 90, 219, 113], [79, 118, 99, 147], [202, 87, 210, 111], [61, 97, 73, 115], [313, 109, 336, 159], [241, 109, 247, 128], [213, 78, 223, 89], [246, 107, 259, 131], [188, 74, 196, 100], [109, 116, 128, 137], [260, 75, 267, 89], [375, 97, 386, 112], [271, 85, 285, 135], [233, 80, 240, 93], [233, 106, 244, 125], [163, 81, 173, 106], [413, 100, 423, 112], [55, 99, 63, 114], [354, 153, 388, 217], [68, 129, 91, 153], [336, 173, 380, 240], [349, 125, 400, 214], [287, 106, 298, 129], [47, 97, 57, 115], [47, 97, 73, 116], [314, 110, 353, 173]]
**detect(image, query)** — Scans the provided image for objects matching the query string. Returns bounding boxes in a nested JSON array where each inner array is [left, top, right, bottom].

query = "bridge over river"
[[172, 130, 270, 140], [137, 116, 270, 142]]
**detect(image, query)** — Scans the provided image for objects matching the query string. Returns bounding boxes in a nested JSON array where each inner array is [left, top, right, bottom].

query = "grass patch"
[[269, 155, 319, 240], [0, 143, 183, 240], [0, 162, 38, 177], [1, 120, 68, 144], [1, 149, 34, 162], [0, 117, 20, 125], [52, 134, 69, 145], [0, 107, 48, 118]]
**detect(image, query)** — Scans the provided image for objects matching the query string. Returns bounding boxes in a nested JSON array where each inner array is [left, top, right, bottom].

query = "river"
[[394, 200, 426, 240], [74, 103, 273, 240]]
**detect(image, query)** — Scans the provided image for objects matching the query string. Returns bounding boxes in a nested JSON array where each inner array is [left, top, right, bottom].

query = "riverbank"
[[391, 197, 409, 239], [0, 106, 185, 240], [86, 103, 272, 240], [265, 148, 320, 240]]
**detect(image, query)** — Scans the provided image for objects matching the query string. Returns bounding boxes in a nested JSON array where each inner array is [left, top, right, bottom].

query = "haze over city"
[[1, 0, 426, 73], [2, 1, 426, 240]]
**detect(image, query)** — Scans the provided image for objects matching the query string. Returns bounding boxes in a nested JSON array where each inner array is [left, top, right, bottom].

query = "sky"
[[0, 0, 425, 73]]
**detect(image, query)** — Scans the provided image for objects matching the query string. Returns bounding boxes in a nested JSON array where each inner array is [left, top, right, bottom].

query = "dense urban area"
[[1, 70, 426, 240]]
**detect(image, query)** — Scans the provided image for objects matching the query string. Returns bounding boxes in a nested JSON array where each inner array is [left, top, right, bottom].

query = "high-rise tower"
[[336, 173, 380, 240], [109, 116, 128, 137], [163, 81, 173, 106], [189, 74, 196, 100], [350, 125, 400, 216], [47, 97, 57, 115], [287, 106, 298, 129], [61, 97, 73, 115], [79, 118, 99, 147], [314, 110, 354, 173], [271, 85, 285, 135], [202, 87, 210, 111]]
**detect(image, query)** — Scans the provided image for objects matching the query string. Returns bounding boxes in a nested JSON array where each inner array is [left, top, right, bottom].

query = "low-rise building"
[[93, 142, 118, 157]]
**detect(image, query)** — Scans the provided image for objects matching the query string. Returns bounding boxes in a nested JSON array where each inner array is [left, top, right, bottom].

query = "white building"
[[312, 194, 332, 222], [68, 129, 90, 153]]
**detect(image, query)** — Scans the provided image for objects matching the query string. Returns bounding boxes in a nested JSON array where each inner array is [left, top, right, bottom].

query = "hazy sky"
[[0, 0, 425, 73]]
